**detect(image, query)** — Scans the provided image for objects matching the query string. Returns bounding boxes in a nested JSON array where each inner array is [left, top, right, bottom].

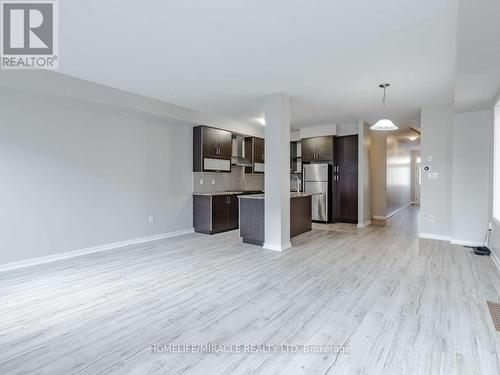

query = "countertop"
[[193, 191, 263, 196], [238, 192, 313, 200], [193, 191, 242, 196]]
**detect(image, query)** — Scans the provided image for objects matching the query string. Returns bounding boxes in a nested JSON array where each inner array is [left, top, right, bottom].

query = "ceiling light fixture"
[[371, 83, 398, 131]]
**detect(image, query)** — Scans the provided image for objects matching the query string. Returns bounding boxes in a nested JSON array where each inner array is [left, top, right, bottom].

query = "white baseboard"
[[357, 220, 372, 228], [0, 228, 194, 273], [450, 239, 482, 247], [387, 204, 412, 220], [491, 250, 500, 274], [372, 215, 387, 220], [263, 241, 292, 252], [419, 233, 452, 242]]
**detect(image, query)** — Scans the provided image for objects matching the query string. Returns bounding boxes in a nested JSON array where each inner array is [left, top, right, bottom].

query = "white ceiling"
[[59, 1, 465, 129]]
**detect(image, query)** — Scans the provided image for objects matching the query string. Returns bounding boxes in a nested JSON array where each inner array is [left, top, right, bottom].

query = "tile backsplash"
[[193, 166, 264, 193]]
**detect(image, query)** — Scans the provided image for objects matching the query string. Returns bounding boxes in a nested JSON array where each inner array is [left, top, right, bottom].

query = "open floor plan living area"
[[1, 1, 500, 374]]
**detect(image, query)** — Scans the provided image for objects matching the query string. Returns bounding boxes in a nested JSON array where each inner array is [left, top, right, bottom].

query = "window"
[[494, 105, 500, 220]]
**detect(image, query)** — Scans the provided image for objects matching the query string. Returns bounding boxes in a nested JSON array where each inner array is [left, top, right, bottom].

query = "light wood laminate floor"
[[1, 207, 499, 375]]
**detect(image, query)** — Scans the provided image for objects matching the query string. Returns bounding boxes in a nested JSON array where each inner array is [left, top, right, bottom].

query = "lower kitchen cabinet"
[[193, 194, 239, 234]]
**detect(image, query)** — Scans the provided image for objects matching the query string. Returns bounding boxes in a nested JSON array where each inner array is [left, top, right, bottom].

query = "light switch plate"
[[199, 178, 204, 185], [428, 155, 433, 162]]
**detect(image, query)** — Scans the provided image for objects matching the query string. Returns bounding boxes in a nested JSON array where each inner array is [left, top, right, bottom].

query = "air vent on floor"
[[486, 301, 500, 332]]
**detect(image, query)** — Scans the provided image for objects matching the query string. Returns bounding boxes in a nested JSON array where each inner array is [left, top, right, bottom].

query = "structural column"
[[264, 93, 291, 251]]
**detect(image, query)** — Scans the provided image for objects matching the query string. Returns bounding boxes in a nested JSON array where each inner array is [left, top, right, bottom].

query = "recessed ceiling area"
[[60, 1, 460, 129]]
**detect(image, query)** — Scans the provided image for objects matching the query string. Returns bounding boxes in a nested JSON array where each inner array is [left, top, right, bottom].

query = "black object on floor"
[[473, 246, 491, 256]]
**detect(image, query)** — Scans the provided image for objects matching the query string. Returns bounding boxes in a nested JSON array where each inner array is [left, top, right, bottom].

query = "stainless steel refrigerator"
[[303, 163, 331, 222]]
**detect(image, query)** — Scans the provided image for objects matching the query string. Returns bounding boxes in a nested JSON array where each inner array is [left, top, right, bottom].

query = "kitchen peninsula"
[[239, 193, 312, 246]]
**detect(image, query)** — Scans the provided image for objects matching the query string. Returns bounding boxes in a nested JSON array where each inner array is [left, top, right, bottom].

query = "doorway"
[[415, 158, 421, 205]]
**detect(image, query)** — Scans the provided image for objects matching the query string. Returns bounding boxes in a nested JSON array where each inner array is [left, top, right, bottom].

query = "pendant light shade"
[[371, 118, 398, 131], [371, 83, 398, 131]]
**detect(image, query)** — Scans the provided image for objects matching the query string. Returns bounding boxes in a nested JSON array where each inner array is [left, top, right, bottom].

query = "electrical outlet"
[[199, 178, 204, 185], [427, 155, 433, 162], [148, 215, 154, 223], [211, 179, 216, 185], [427, 214, 434, 222]]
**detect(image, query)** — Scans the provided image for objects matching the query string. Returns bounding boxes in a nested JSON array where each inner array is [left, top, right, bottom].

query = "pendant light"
[[371, 83, 398, 131]]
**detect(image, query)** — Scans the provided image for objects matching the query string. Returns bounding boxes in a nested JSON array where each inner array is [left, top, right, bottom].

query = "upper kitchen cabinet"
[[253, 137, 265, 163], [301, 136, 334, 162], [200, 126, 232, 158], [193, 125, 232, 172], [244, 137, 265, 173], [290, 141, 302, 174], [301, 138, 315, 162]]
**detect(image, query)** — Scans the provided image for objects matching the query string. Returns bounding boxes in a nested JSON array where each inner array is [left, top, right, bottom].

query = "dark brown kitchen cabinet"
[[193, 194, 239, 234], [244, 137, 265, 173], [334, 135, 358, 223], [290, 141, 302, 173], [301, 138, 315, 162], [301, 136, 333, 162], [201, 126, 218, 158], [253, 137, 265, 163], [193, 125, 232, 172]]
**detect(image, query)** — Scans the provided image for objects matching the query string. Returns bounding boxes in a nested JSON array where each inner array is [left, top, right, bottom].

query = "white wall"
[[336, 123, 359, 136], [420, 103, 454, 239], [0, 88, 193, 265], [451, 111, 492, 245], [358, 121, 371, 225], [0, 71, 264, 138], [290, 130, 301, 142], [489, 103, 500, 267], [410, 150, 421, 203], [264, 93, 291, 251], [420, 105, 493, 245], [299, 124, 337, 138], [370, 132, 388, 219]]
